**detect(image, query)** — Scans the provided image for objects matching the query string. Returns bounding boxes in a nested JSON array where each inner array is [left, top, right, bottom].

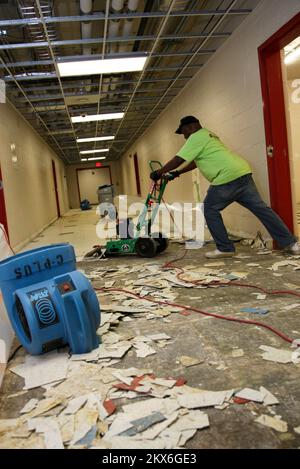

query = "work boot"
[[205, 249, 235, 259], [284, 242, 300, 255]]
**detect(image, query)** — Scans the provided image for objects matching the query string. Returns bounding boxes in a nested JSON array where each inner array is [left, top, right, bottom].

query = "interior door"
[[258, 12, 300, 233], [52, 160, 61, 218], [0, 166, 9, 237], [77, 167, 112, 204]]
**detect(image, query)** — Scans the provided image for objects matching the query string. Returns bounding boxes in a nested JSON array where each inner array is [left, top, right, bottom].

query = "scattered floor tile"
[[255, 415, 288, 433]]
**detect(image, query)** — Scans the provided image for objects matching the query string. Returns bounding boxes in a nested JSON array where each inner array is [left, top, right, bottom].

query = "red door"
[[133, 153, 141, 196], [0, 165, 9, 237], [52, 160, 61, 218], [258, 12, 300, 233]]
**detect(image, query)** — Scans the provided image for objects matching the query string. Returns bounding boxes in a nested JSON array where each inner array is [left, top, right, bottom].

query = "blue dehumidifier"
[[0, 244, 100, 355]]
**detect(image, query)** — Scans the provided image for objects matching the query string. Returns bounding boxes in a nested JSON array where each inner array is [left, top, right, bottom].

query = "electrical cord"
[[96, 249, 300, 348], [96, 286, 297, 346]]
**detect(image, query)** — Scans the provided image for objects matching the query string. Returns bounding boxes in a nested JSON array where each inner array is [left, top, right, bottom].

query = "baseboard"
[[13, 216, 58, 253]]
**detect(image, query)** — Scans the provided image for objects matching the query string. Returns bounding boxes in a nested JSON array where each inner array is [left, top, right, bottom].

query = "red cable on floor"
[[95, 287, 298, 347]]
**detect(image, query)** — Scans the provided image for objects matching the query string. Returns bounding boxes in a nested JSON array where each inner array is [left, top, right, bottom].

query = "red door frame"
[[0, 165, 9, 238], [258, 12, 300, 233], [76, 165, 112, 204], [52, 160, 61, 218], [133, 153, 141, 196]]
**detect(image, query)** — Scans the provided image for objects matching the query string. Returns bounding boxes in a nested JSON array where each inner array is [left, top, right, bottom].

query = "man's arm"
[[178, 161, 196, 175], [150, 156, 185, 180], [151, 156, 185, 180]]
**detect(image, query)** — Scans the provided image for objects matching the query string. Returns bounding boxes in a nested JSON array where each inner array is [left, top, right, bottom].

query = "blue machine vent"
[[35, 298, 57, 325]]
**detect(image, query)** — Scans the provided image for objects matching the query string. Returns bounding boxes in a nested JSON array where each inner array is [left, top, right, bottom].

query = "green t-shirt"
[[177, 128, 251, 185]]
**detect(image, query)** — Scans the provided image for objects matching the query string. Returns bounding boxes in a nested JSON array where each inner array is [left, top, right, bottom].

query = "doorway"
[[0, 165, 9, 237], [282, 37, 300, 237], [52, 160, 61, 218], [77, 166, 112, 205], [133, 153, 141, 196], [258, 12, 300, 234]]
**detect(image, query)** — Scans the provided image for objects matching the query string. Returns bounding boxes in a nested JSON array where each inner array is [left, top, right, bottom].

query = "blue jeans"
[[203, 174, 296, 252]]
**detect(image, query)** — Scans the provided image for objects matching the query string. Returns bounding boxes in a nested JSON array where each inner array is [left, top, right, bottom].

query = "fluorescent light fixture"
[[88, 157, 107, 161], [285, 47, 300, 64], [80, 149, 109, 155], [77, 136, 115, 143], [72, 112, 124, 123], [81, 158, 88, 161], [58, 56, 147, 77]]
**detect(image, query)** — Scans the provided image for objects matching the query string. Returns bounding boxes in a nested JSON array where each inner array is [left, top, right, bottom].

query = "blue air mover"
[[0, 244, 100, 355], [80, 200, 91, 211]]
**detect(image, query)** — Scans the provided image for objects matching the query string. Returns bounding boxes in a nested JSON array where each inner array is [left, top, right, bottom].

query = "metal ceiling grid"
[[0, 0, 260, 164]]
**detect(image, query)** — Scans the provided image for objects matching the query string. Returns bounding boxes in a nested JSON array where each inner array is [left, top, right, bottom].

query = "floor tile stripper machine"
[[85, 161, 175, 259]]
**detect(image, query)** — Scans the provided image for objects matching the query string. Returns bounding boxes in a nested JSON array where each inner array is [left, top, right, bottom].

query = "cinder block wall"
[[119, 0, 300, 239]]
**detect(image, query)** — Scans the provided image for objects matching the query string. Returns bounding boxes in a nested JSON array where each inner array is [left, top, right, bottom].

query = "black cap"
[[175, 116, 200, 134]]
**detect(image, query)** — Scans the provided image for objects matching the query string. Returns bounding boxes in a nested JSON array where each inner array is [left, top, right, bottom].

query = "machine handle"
[[62, 290, 98, 354], [149, 160, 163, 172]]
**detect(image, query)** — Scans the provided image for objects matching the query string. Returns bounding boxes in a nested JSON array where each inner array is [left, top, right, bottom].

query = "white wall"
[[120, 0, 300, 238], [66, 161, 121, 208], [0, 101, 69, 250]]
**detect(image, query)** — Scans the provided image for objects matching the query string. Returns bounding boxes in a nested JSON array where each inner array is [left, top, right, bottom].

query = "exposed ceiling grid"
[[0, 0, 260, 164]]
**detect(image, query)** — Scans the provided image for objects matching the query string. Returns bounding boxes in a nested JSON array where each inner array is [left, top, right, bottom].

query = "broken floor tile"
[[30, 397, 63, 418], [98, 342, 132, 360], [10, 351, 69, 390], [235, 388, 266, 403], [28, 417, 64, 449], [0, 419, 19, 435], [255, 414, 288, 433], [241, 308, 269, 315], [120, 412, 166, 437], [135, 413, 179, 440], [147, 333, 171, 341], [169, 410, 209, 432], [259, 345, 300, 364], [231, 349, 244, 358], [179, 356, 204, 367], [69, 408, 99, 446], [177, 389, 234, 409], [20, 398, 39, 415], [63, 395, 88, 415], [133, 342, 156, 358], [260, 387, 279, 406]]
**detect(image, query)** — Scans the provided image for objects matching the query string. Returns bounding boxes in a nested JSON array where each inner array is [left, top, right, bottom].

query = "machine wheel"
[[151, 232, 169, 254], [135, 237, 157, 258]]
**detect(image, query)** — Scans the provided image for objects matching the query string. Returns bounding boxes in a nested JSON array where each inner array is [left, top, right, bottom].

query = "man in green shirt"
[[150, 116, 299, 258]]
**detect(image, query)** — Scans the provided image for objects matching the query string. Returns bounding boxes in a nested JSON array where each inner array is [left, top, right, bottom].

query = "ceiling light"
[[72, 112, 124, 123], [80, 149, 109, 155], [284, 47, 300, 65], [77, 136, 115, 143], [81, 158, 88, 161], [86, 157, 107, 161], [58, 56, 147, 77]]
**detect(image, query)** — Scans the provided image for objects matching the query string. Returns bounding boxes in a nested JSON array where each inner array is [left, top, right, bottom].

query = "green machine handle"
[[149, 160, 163, 172]]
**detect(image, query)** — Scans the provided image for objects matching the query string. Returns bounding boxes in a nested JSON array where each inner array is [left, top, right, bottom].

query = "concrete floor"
[[22, 208, 102, 258], [1, 241, 300, 449]]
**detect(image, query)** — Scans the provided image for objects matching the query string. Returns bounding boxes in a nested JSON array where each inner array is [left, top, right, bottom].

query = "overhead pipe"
[[80, 0, 93, 92], [111, 0, 141, 96], [109, 0, 125, 93], [80, 0, 93, 55]]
